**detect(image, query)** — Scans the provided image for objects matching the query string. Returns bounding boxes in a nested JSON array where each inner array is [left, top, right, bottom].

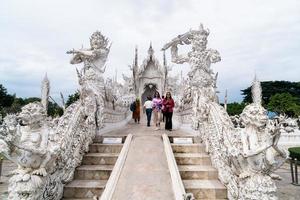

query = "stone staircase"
[[171, 141, 227, 199], [63, 140, 124, 200]]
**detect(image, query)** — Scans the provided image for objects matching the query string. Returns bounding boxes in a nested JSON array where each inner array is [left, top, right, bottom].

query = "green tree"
[[0, 84, 14, 108], [267, 93, 300, 117], [65, 91, 80, 107], [3, 97, 41, 114], [0, 83, 64, 118], [47, 101, 64, 117], [226, 102, 246, 116], [241, 81, 300, 105]]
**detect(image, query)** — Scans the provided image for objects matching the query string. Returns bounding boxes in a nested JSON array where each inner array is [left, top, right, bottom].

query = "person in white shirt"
[[143, 96, 153, 127]]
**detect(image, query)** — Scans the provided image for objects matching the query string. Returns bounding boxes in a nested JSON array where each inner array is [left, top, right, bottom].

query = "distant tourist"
[[131, 98, 140, 123], [163, 92, 175, 131], [143, 96, 153, 127], [152, 91, 163, 130], [161, 95, 165, 122]]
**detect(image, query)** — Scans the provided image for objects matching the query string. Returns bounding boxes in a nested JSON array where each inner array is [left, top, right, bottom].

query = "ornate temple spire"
[[41, 73, 50, 112], [251, 74, 262, 105], [148, 42, 154, 58], [134, 45, 138, 67], [132, 46, 139, 96], [163, 50, 167, 67]]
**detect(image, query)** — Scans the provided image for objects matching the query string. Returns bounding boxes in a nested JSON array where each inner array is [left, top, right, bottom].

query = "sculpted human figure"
[[67, 31, 110, 82], [67, 31, 111, 127], [237, 78, 288, 178], [228, 77, 289, 199], [162, 24, 221, 87], [162, 24, 221, 129], [0, 102, 55, 177], [239, 105, 283, 178]]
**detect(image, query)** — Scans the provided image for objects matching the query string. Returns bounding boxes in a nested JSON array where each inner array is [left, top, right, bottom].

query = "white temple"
[[0, 25, 297, 200], [130, 43, 169, 104]]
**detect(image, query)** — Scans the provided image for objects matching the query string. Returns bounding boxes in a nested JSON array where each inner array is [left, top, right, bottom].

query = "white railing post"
[[100, 134, 133, 200]]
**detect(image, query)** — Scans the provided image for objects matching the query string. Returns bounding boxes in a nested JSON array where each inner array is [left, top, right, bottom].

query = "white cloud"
[[0, 0, 299, 103]]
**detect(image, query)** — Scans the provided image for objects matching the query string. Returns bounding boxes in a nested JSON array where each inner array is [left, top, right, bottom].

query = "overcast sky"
[[0, 0, 299, 103]]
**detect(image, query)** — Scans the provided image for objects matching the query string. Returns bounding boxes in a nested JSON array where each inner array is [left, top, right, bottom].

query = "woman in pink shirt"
[[152, 91, 162, 130]]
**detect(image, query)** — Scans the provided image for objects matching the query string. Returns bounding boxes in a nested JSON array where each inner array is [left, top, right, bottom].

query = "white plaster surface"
[[111, 122, 174, 200]]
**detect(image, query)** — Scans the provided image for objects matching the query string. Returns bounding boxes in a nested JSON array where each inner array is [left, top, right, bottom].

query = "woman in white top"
[[143, 96, 153, 127]]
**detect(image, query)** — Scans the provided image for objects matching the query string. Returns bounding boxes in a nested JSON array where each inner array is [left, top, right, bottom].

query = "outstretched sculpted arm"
[[162, 31, 192, 64], [170, 45, 189, 64], [67, 49, 97, 64], [243, 144, 272, 158], [241, 131, 272, 158]]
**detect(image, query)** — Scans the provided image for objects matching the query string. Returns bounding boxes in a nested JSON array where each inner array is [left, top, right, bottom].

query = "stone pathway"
[[111, 119, 176, 200], [275, 163, 300, 200], [112, 135, 174, 200]]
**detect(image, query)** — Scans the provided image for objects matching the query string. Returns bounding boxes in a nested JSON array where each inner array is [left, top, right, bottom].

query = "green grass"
[[288, 147, 300, 160]]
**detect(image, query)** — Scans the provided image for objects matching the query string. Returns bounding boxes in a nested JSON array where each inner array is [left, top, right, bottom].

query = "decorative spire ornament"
[[163, 50, 167, 67], [148, 42, 154, 57], [41, 73, 50, 112], [251, 74, 262, 105], [134, 45, 138, 67]]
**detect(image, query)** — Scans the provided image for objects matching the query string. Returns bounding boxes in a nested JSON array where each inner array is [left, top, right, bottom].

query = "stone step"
[[178, 165, 218, 180], [174, 153, 211, 165], [82, 153, 119, 165], [62, 198, 94, 200], [63, 180, 106, 198], [89, 143, 123, 153], [183, 180, 227, 199], [74, 165, 114, 180], [171, 143, 205, 153], [93, 135, 127, 143]]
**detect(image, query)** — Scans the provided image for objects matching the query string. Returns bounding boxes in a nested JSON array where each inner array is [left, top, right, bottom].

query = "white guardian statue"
[[67, 31, 111, 127], [162, 24, 221, 129]]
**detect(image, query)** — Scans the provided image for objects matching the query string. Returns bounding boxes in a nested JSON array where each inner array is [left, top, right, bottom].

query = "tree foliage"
[[2, 97, 40, 114], [267, 93, 300, 117], [226, 102, 246, 116], [0, 84, 14, 108], [48, 102, 64, 117], [65, 91, 80, 107], [0, 84, 63, 118], [241, 81, 300, 105]]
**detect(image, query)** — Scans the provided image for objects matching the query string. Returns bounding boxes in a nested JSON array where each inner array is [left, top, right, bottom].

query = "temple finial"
[[251, 74, 262, 105], [41, 73, 50, 112], [134, 45, 138, 67], [148, 41, 154, 56]]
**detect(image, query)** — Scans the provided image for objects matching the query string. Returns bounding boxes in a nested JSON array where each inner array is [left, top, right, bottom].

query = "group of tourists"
[[130, 91, 175, 131]]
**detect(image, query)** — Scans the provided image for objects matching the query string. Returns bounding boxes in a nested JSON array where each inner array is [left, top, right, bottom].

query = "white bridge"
[[0, 25, 297, 200]]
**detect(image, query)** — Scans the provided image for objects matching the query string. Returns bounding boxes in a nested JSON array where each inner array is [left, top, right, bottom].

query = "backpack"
[[130, 102, 136, 112]]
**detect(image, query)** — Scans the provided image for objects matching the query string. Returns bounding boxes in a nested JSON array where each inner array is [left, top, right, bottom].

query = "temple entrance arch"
[[141, 83, 157, 105], [130, 44, 170, 106]]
